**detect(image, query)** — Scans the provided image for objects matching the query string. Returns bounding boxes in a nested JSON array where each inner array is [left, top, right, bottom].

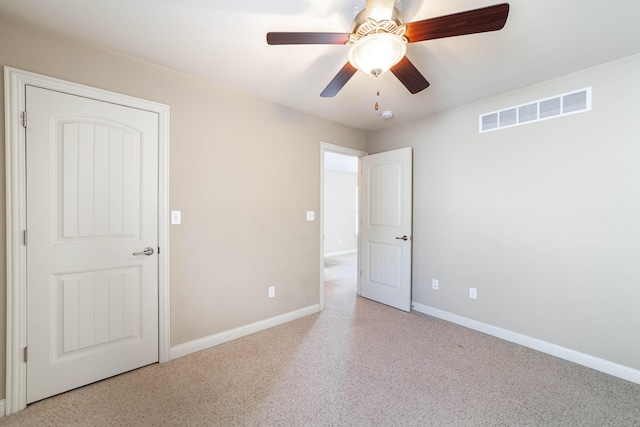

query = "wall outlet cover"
[[171, 210, 181, 224]]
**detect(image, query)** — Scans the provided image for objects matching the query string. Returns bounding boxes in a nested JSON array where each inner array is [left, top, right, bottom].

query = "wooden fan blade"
[[390, 56, 430, 94], [366, 0, 395, 21], [267, 32, 351, 45], [405, 3, 509, 43], [320, 62, 358, 98]]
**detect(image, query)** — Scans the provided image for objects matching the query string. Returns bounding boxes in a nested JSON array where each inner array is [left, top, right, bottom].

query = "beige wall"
[[324, 170, 358, 254], [0, 14, 367, 399], [368, 53, 640, 370]]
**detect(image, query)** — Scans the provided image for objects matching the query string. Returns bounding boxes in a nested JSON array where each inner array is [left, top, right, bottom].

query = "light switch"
[[306, 211, 315, 221], [171, 210, 181, 224]]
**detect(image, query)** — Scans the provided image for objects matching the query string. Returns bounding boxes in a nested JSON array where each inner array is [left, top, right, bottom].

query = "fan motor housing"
[[351, 7, 405, 40]]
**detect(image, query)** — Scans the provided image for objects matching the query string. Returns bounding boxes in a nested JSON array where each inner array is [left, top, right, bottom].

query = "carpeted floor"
[[1, 252, 639, 426]]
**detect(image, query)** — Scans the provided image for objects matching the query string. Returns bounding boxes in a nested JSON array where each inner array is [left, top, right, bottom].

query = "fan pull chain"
[[375, 91, 380, 111]]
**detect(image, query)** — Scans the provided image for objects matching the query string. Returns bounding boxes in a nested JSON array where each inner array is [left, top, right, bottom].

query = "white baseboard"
[[324, 249, 356, 257], [170, 304, 321, 360], [412, 302, 640, 386]]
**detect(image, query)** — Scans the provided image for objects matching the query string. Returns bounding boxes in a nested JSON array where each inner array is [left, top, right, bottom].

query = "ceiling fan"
[[267, 0, 509, 97]]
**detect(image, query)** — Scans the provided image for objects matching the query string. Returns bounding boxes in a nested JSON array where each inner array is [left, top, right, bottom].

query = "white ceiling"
[[2, 0, 640, 131]]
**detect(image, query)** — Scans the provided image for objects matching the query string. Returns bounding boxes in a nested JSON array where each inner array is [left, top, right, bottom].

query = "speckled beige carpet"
[[2, 252, 639, 426]]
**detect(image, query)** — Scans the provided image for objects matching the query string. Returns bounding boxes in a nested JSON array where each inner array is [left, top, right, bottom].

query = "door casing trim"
[[4, 67, 171, 415]]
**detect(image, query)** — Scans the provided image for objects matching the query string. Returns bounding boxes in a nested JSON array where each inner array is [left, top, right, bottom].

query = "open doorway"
[[320, 143, 367, 310], [324, 151, 358, 300]]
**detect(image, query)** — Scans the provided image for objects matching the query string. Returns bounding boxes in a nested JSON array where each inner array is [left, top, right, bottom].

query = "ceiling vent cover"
[[479, 87, 591, 133]]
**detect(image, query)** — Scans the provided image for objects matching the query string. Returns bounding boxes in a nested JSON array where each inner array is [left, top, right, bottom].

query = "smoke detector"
[[381, 110, 394, 119]]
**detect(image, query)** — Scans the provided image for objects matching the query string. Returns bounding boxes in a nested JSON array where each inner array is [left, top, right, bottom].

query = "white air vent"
[[479, 87, 591, 133]]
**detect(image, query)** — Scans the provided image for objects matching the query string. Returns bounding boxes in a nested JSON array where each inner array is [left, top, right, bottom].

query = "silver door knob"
[[395, 235, 409, 241], [133, 247, 154, 256]]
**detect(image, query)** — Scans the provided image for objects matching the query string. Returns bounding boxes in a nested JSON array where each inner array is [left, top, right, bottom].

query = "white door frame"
[[4, 67, 171, 415], [319, 142, 367, 310]]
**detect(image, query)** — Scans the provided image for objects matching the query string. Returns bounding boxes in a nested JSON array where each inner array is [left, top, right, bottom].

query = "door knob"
[[395, 235, 409, 241], [133, 247, 154, 256]]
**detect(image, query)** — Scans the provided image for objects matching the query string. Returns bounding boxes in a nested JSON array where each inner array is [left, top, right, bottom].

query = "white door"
[[26, 85, 159, 403], [360, 147, 412, 312]]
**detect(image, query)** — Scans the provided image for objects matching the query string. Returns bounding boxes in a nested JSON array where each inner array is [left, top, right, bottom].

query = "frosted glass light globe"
[[348, 32, 407, 77]]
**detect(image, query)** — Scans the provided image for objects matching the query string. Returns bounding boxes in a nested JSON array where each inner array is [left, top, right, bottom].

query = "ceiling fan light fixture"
[[348, 32, 407, 77]]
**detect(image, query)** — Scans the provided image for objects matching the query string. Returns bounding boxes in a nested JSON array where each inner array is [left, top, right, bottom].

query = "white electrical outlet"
[[268, 286, 275, 298], [469, 287, 477, 299], [432, 279, 439, 290], [306, 211, 315, 221]]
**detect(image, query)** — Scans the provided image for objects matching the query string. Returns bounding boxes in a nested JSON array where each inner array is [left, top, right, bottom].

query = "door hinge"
[[23, 229, 28, 245], [23, 346, 28, 363], [157, 246, 160, 254], [22, 111, 27, 128]]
